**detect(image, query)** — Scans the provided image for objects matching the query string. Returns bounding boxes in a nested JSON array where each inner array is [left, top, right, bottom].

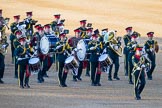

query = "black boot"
[[95, 74, 101, 86], [0, 78, 4, 84], [73, 76, 77, 82], [24, 77, 30, 88], [62, 72, 68, 87], [20, 82, 24, 89]]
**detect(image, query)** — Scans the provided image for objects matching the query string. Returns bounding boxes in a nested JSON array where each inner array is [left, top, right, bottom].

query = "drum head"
[[29, 58, 39, 64], [65, 56, 74, 64], [77, 39, 86, 61], [99, 54, 108, 62], [40, 36, 49, 54]]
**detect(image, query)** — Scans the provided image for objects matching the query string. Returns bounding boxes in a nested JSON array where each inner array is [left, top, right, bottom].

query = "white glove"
[[136, 67, 140, 70], [90, 47, 95, 50], [34, 46, 38, 50], [74, 48, 77, 52], [25, 54, 28, 58], [56, 45, 62, 50], [17, 58, 22, 61], [150, 48, 154, 52], [1, 45, 6, 49], [34, 51, 37, 55], [132, 44, 137, 48], [141, 64, 145, 68], [103, 48, 106, 53], [71, 51, 75, 55], [114, 45, 119, 50]]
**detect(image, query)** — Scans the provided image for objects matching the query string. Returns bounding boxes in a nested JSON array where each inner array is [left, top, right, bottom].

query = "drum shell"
[[99, 54, 112, 67], [28, 58, 41, 74], [65, 56, 79, 70]]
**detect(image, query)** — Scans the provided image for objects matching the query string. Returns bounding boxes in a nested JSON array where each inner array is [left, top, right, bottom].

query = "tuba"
[[108, 30, 123, 56]]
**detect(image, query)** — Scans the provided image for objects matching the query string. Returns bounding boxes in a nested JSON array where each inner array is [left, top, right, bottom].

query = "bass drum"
[[40, 35, 59, 55], [76, 39, 91, 61]]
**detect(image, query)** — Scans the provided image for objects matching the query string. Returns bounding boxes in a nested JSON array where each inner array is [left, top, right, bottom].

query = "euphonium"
[[108, 30, 123, 56]]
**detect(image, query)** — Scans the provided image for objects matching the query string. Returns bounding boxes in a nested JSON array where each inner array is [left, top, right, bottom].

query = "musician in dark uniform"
[[85, 27, 93, 76], [24, 11, 37, 39], [79, 20, 87, 38], [132, 47, 148, 100], [106, 31, 121, 81], [0, 9, 9, 40], [15, 35, 33, 88], [144, 32, 158, 80], [0, 29, 9, 84], [51, 14, 61, 32], [123, 27, 133, 76], [10, 15, 20, 64], [88, 34, 102, 86], [55, 33, 71, 87], [127, 33, 139, 84], [69, 28, 83, 81]]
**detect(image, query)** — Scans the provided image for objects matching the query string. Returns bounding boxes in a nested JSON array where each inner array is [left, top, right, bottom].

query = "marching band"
[[0, 9, 160, 100]]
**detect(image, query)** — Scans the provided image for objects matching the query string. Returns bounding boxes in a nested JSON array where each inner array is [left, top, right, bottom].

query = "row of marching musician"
[[123, 27, 159, 100], [0, 10, 159, 100]]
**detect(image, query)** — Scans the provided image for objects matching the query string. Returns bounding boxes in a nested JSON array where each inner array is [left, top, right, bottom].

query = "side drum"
[[65, 56, 79, 75], [28, 57, 41, 74], [98, 54, 112, 67]]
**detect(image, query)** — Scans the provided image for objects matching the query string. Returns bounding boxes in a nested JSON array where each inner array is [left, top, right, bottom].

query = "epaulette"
[[123, 35, 127, 38], [10, 22, 16, 27], [132, 56, 135, 59], [88, 41, 92, 45]]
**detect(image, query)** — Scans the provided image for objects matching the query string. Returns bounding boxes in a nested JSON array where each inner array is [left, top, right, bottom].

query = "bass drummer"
[[68, 28, 83, 82], [55, 32, 72, 87], [42, 24, 54, 77], [35, 26, 46, 83]]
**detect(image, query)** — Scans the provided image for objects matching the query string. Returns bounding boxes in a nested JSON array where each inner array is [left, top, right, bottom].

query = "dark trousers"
[[11, 43, 15, 61], [73, 61, 83, 79], [90, 62, 101, 84], [14, 57, 18, 78], [86, 61, 90, 75], [58, 61, 68, 85], [37, 58, 44, 81], [41, 57, 48, 76], [124, 53, 129, 75], [147, 54, 156, 78], [18, 64, 30, 86], [133, 70, 146, 98], [128, 52, 135, 82], [108, 56, 119, 78], [0, 53, 5, 79]]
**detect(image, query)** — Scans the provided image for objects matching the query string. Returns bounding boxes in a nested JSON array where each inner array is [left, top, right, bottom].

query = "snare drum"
[[98, 54, 112, 67], [40, 35, 59, 55], [65, 56, 79, 70], [28, 57, 41, 74]]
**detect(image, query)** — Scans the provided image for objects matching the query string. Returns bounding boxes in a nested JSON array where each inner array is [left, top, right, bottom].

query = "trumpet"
[[132, 56, 146, 72]]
